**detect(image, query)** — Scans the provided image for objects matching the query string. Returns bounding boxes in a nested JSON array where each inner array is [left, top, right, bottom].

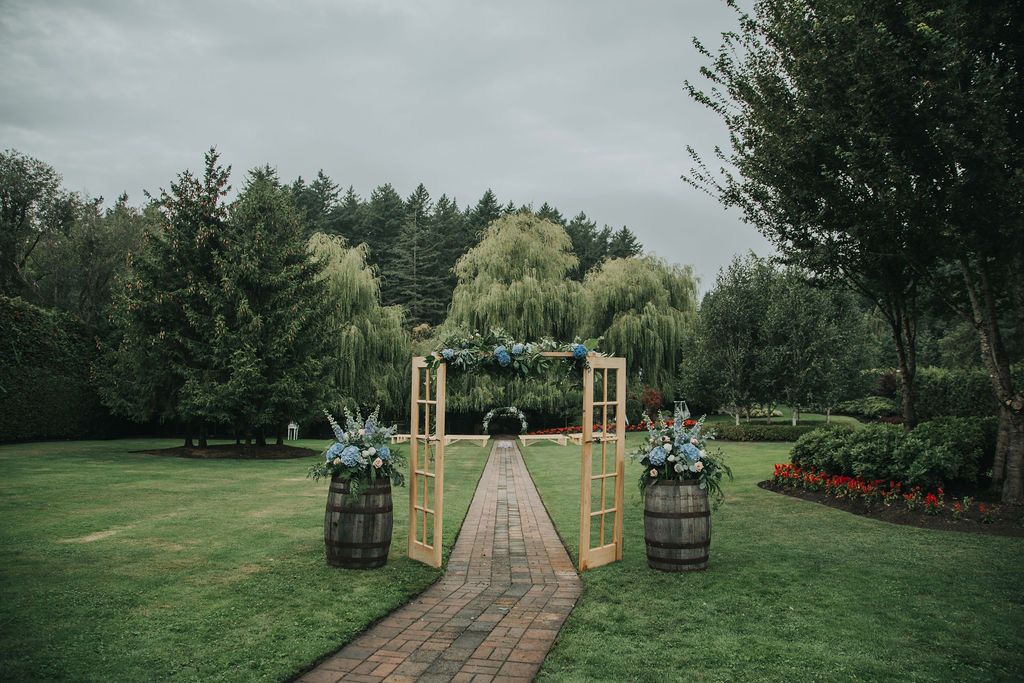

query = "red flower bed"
[[767, 463, 1021, 534]]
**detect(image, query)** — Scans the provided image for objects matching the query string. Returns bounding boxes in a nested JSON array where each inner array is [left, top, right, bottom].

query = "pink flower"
[[690, 437, 699, 445], [332, 457, 342, 465], [694, 461, 704, 472], [649, 468, 658, 478], [358, 429, 366, 437], [373, 457, 383, 468]]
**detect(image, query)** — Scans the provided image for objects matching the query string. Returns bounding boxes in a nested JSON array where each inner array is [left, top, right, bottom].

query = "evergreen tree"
[[564, 211, 611, 280], [290, 170, 340, 238], [332, 186, 365, 244], [465, 189, 502, 239], [98, 148, 231, 446], [388, 184, 446, 327], [607, 227, 642, 259], [536, 202, 566, 226], [212, 166, 332, 445], [364, 183, 406, 302]]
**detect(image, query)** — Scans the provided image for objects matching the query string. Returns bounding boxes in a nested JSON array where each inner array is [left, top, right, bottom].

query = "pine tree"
[[564, 212, 611, 280], [212, 166, 332, 445], [387, 184, 446, 327], [608, 226, 642, 259], [98, 148, 230, 446]]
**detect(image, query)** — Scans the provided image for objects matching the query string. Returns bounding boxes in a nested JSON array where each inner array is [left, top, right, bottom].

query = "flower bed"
[[767, 463, 1022, 534]]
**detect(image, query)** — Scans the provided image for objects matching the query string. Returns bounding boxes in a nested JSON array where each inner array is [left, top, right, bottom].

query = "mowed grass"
[[521, 437, 1024, 681], [0, 438, 489, 682]]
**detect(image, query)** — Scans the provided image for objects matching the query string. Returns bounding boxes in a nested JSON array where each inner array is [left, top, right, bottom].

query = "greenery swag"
[[482, 406, 528, 434], [425, 328, 602, 376]]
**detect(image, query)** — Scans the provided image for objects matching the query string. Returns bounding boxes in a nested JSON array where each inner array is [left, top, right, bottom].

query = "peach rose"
[[649, 468, 658, 477], [694, 461, 704, 472], [373, 457, 383, 468]]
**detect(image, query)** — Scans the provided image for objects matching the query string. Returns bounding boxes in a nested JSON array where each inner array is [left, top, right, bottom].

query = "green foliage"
[[914, 366, 1009, 419], [714, 423, 824, 442], [0, 296, 112, 441], [834, 396, 899, 419], [209, 167, 333, 439], [309, 235, 408, 418], [790, 418, 998, 490], [447, 212, 582, 340], [583, 255, 696, 397], [0, 149, 80, 300]]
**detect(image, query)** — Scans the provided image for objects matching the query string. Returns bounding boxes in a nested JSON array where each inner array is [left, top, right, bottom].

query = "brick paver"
[[297, 439, 581, 682]]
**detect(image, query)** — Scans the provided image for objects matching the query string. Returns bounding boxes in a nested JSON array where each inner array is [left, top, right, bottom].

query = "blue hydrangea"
[[442, 348, 454, 360], [339, 445, 361, 467], [572, 343, 587, 359], [681, 443, 700, 461], [378, 445, 391, 461], [511, 343, 524, 355], [649, 446, 667, 466], [326, 442, 345, 461], [494, 345, 512, 367], [364, 416, 377, 436]]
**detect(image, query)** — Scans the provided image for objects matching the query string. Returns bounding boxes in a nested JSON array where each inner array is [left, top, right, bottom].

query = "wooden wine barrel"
[[644, 479, 710, 572], [324, 477, 393, 569]]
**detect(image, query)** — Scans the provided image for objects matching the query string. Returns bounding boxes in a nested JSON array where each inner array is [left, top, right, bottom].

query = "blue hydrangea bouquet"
[[631, 408, 731, 507], [308, 407, 406, 492]]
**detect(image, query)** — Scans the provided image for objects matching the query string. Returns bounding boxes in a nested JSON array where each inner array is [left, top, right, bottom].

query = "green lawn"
[[0, 438, 489, 682], [521, 437, 1024, 682]]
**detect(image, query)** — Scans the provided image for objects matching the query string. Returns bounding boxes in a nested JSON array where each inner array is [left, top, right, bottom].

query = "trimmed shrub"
[[713, 423, 822, 442], [834, 396, 899, 418], [788, 417, 998, 491], [914, 367, 1002, 419]]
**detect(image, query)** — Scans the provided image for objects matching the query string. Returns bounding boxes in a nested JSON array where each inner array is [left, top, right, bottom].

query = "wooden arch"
[[408, 352, 626, 571]]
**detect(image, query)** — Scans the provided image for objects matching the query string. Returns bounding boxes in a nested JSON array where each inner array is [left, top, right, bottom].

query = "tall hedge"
[[0, 296, 111, 441]]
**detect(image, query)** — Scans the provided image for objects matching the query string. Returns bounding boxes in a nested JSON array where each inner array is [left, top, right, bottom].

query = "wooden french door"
[[408, 357, 445, 568], [578, 356, 626, 571]]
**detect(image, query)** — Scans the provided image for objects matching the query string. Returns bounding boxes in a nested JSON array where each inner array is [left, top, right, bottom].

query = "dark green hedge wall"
[[0, 296, 112, 442]]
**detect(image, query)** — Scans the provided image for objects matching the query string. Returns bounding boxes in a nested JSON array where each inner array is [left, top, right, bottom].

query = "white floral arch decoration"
[[482, 406, 528, 434]]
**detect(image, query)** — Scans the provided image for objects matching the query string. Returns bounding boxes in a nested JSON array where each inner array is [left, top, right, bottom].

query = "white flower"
[[361, 449, 371, 457], [699, 450, 706, 459], [674, 463, 685, 473], [690, 437, 699, 446], [664, 444, 673, 453], [358, 429, 366, 437], [668, 455, 676, 462], [367, 447, 377, 457]]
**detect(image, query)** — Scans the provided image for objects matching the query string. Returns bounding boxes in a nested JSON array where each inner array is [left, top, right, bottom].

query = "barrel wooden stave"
[[324, 477, 393, 569], [643, 479, 710, 572]]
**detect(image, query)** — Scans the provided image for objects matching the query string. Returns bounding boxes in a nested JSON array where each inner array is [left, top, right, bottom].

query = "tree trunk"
[[826, 406, 831, 424], [958, 257, 1022, 503], [184, 420, 195, 448], [198, 422, 208, 449], [255, 427, 267, 447], [275, 424, 284, 446]]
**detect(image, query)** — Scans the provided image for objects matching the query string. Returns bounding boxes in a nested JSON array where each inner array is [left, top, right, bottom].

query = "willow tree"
[[447, 212, 582, 339], [310, 233, 408, 418], [443, 212, 584, 417], [584, 255, 697, 400]]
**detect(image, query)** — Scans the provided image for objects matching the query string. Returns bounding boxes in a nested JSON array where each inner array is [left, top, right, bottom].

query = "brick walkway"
[[298, 439, 581, 683]]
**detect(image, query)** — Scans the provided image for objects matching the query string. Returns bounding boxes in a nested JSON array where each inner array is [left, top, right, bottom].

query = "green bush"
[[788, 417, 997, 490], [834, 396, 899, 418], [713, 423, 822, 442], [0, 296, 113, 442], [914, 367, 1002, 418]]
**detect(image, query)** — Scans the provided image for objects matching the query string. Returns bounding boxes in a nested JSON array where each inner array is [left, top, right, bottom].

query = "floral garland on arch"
[[482, 406, 528, 434], [424, 328, 603, 376]]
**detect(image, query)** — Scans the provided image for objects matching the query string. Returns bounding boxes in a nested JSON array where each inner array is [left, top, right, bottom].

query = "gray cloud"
[[1, 0, 770, 292]]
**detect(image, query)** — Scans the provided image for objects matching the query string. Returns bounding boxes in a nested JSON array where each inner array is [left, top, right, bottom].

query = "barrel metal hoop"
[[324, 539, 390, 549], [326, 505, 393, 514], [649, 554, 709, 565], [644, 509, 710, 519], [644, 537, 710, 550]]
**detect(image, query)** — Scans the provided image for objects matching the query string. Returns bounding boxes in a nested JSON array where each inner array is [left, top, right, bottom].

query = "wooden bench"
[[518, 434, 568, 447], [444, 434, 491, 447]]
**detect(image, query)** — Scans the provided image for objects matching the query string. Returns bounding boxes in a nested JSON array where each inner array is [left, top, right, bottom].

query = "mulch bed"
[[758, 480, 1024, 538], [135, 444, 318, 460]]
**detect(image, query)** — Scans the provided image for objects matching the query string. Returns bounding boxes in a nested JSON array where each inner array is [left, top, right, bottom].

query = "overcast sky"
[[1, 0, 771, 292]]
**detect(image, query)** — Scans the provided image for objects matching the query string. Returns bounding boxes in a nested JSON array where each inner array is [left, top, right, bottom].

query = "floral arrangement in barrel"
[[425, 327, 601, 376], [631, 407, 732, 507], [308, 407, 406, 493]]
